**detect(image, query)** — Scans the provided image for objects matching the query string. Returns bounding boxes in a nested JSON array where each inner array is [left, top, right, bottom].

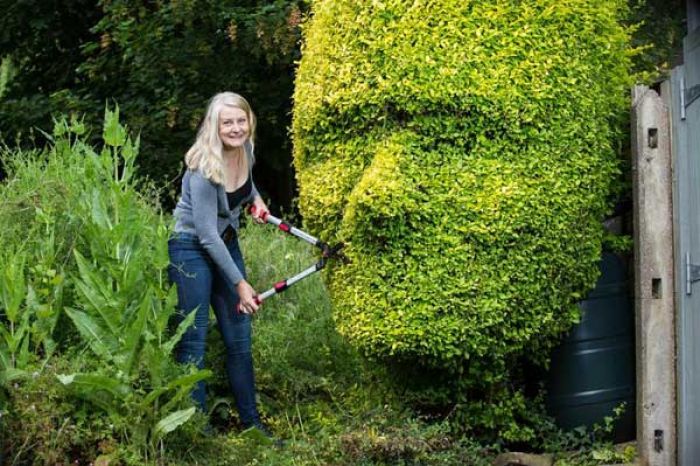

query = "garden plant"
[[0, 110, 210, 462], [0, 0, 686, 463], [293, 0, 635, 440], [0, 109, 500, 465]]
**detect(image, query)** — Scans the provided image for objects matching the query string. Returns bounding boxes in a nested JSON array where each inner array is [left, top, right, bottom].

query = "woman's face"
[[218, 106, 250, 149]]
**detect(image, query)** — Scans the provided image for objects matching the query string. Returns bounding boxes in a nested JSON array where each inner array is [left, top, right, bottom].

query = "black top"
[[226, 175, 252, 210]]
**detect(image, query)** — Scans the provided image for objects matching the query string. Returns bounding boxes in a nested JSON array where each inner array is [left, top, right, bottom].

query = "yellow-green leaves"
[[294, 0, 632, 439]]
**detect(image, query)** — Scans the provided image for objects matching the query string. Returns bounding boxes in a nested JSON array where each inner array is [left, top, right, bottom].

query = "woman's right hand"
[[236, 280, 260, 314]]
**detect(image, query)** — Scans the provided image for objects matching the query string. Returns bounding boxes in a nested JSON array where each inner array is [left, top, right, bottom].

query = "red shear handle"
[[248, 205, 269, 222]]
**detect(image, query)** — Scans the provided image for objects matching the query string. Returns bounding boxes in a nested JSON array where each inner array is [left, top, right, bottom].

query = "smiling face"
[[218, 106, 250, 149]]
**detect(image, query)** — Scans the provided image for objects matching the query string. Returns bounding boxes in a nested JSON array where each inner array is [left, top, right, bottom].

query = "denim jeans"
[[167, 232, 260, 427]]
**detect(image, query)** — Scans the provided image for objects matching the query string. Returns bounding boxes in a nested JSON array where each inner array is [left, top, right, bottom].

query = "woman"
[[168, 92, 269, 432]]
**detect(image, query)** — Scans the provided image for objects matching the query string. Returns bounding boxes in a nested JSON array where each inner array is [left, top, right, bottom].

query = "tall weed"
[[0, 109, 206, 462]]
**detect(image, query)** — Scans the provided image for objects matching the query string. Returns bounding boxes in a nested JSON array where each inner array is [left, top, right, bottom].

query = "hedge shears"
[[236, 206, 346, 312]]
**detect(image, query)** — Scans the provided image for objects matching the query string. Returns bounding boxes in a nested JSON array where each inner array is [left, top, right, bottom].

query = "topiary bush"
[[292, 0, 633, 438]]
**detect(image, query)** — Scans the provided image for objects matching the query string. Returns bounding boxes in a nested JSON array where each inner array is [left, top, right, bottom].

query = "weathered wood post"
[[632, 85, 676, 466]]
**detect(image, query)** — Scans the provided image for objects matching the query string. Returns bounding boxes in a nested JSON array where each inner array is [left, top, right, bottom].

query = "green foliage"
[[0, 107, 505, 463], [0, 0, 100, 146], [77, 0, 307, 192], [0, 0, 308, 210], [293, 0, 634, 439], [0, 162, 69, 386], [0, 109, 208, 462], [0, 109, 497, 464], [0, 57, 14, 100], [53, 108, 211, 458], [536, 405, 637, 466], [602, 231, 634, 254], [0, 249, 31, 383], [243, 224, 362, 401], [629, 0, 686, 81], [0, 0, 100, 95], [204, 222, 365, 434], [195, 219, 500, 465], [2, 358, 117, 465]]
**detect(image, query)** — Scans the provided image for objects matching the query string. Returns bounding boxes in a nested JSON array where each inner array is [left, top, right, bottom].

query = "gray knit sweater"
[[172, 143, 259, 287]]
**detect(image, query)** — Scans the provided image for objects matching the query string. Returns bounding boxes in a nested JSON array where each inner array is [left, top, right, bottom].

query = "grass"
[[187, 223, 499, 465]]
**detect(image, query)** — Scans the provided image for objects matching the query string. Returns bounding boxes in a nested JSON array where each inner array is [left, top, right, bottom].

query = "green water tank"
[[545, 251, 636, 442]]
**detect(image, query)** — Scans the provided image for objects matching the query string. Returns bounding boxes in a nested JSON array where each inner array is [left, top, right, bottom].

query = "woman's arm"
[[191, 173, 260, 313], [190, 172, 245, 286]]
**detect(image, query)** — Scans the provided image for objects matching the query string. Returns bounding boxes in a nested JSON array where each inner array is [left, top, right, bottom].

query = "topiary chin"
[[292, 0, 632, 439]]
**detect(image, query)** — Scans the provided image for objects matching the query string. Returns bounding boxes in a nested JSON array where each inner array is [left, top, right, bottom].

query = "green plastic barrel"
[[546, 251, 636, 442]]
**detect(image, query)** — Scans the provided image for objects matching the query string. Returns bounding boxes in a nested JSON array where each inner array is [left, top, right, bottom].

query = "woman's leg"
[[211, 239, 261, 427], [168, 237, 214, 411]]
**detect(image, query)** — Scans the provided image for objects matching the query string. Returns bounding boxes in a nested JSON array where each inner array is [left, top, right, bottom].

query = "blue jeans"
[[167, 232, 260, 427]]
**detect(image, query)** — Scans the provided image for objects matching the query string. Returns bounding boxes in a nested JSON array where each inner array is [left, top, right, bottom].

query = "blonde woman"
[[169, 92, 270, 434]]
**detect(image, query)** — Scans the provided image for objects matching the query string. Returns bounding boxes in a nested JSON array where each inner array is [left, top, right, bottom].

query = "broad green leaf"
[[56, 374, 130, 416], [99, 146, 114, 179], [120, 288, 151, 374], [154, 407, 196, 438], [0, 325, 13, 349], [162, 306, 198, 355], [141, 369, 211, 409], [139, 387, 168, 409], [16, 318, 31, 367], [166, 369, 212, 390], [72, 250, 120, 334], [89, 189, 113, 230], [64, 307, 117, 361], [120, 135, 139, 184], [151, 285, 178, 338], [0, 367, 28, 385], [57, 372, 130, 398], [0, 250, 26, 323], [0, 349, 8, 370], [159, 369, 212, 413], [103, 105, 127, 147], [57, 372, 130, 415], [4, 310, 30, 355]]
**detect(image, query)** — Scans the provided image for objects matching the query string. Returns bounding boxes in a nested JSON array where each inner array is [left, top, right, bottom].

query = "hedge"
[[292, 0, 632, 437]]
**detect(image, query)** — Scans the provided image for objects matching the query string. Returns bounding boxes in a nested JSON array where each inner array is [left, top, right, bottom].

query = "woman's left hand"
[[251, 197, 269, 224]]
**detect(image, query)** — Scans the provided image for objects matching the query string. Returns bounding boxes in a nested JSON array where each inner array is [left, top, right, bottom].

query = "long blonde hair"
[[185, 92, 257, 184]]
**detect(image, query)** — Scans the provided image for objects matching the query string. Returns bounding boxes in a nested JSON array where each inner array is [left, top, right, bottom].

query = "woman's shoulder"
[[188, 168, 220, 189]]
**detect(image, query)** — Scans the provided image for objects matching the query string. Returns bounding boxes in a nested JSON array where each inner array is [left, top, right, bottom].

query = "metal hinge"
[[686, 252, 700, 295], [680, 76, 700, 121], [681, 77, 686, 120], [686, 82, 700, 108]]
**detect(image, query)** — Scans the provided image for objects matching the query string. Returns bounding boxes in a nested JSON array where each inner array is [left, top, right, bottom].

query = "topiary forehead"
[[297, 0, 629, 137]]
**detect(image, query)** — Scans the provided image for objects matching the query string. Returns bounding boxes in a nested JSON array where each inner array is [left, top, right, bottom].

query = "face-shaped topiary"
[[293, 0, 631, 378]]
